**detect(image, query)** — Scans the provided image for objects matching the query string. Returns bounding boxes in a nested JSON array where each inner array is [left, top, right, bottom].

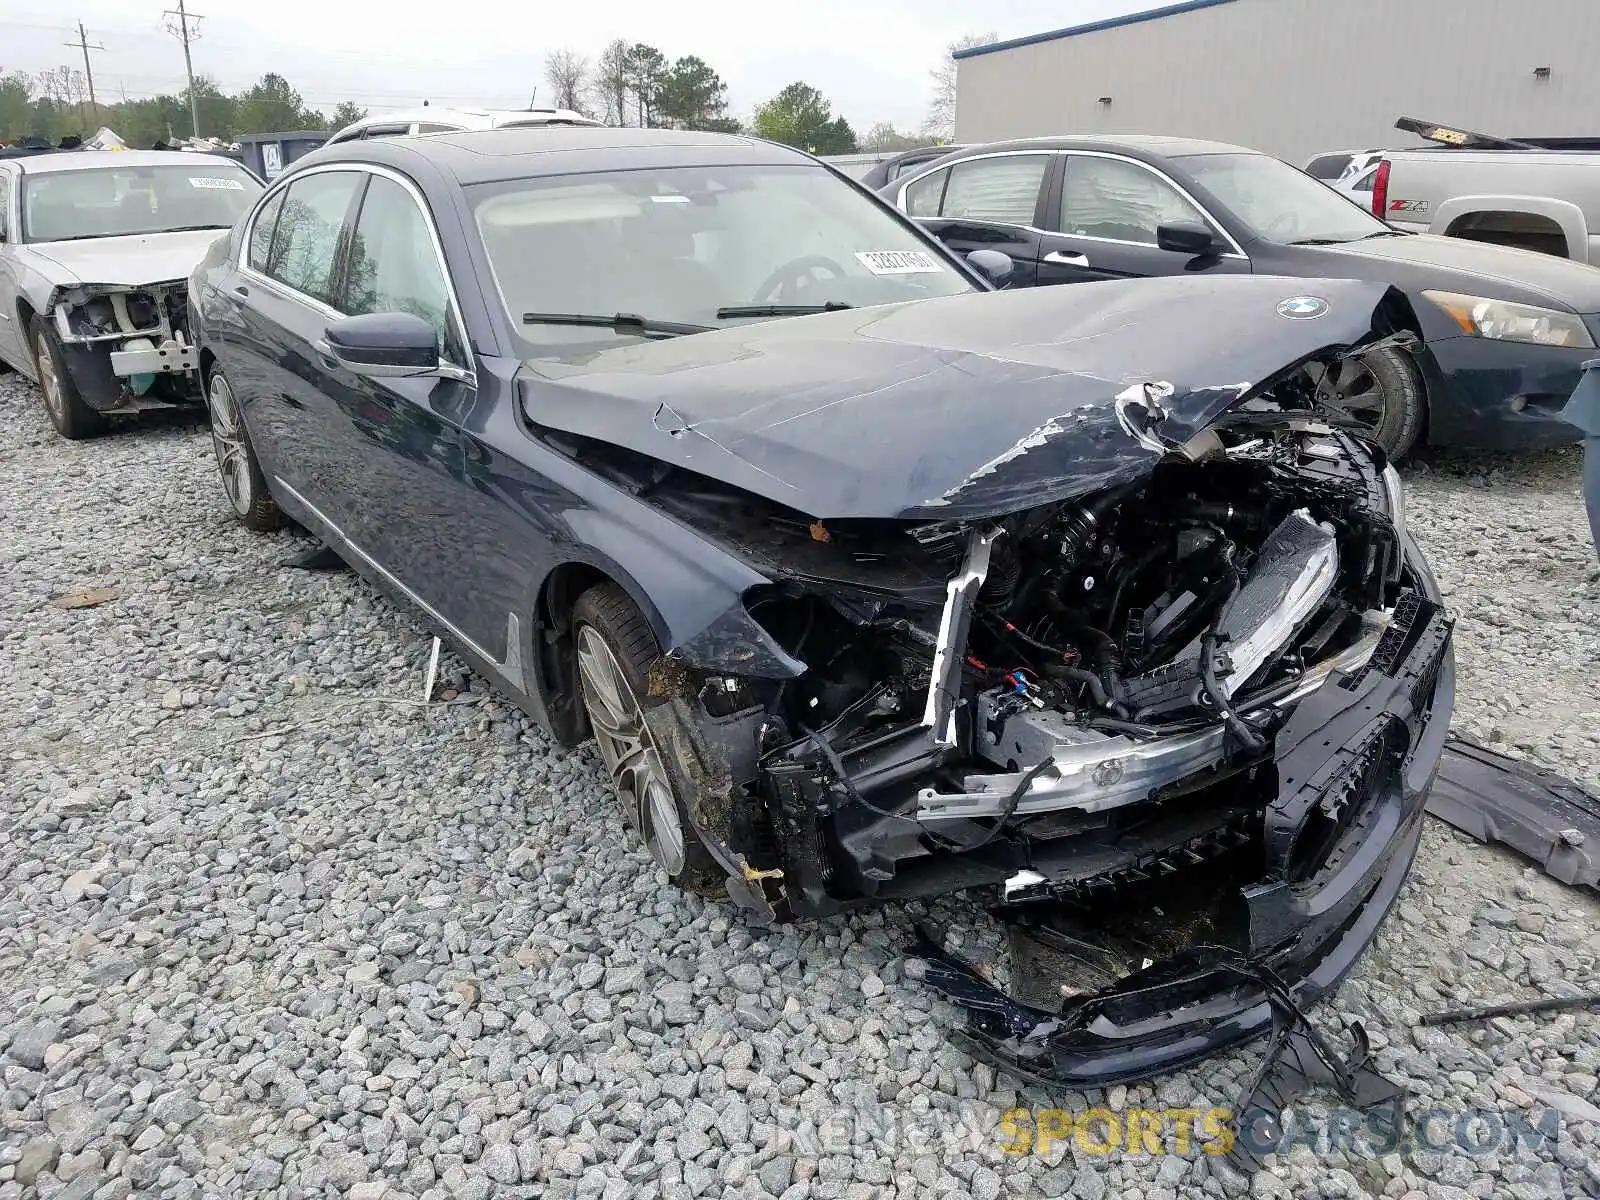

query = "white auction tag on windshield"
[[189, 177, 245, 190], [855, 249, 943, 275]]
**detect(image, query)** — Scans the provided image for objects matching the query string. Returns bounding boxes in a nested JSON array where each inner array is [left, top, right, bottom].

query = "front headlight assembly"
[[1423, 290, 1595, 349]]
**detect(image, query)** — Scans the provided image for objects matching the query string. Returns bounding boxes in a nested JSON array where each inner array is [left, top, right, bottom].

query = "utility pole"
[[65, 22, 105, 129], [163, 0, 203, 138]]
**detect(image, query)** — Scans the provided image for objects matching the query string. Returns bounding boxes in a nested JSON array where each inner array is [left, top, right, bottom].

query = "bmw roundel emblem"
[[1277, 295, 1329, 319]]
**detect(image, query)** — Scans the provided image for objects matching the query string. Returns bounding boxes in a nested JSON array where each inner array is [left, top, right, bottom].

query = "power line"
[[160, 0, 201, 137], [64, 20, 105, 119]]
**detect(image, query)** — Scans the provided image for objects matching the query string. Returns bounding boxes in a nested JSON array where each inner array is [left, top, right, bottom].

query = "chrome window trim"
[[237, 161, 476, 383], [895, 148, 1248, 261]]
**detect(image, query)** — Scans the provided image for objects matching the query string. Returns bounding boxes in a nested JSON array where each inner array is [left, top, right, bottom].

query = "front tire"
[[572, 583, 721, 892], [31, 316, 107, 440], [1310, 344, 1426, 462], [205, 366, 281, 531]]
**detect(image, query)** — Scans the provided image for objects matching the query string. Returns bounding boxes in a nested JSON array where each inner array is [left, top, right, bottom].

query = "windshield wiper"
[[715, 302, 853, 319], [521, 311, 711, 339], [161, 223, 234, 233], [1288, 237, 1356, 246]]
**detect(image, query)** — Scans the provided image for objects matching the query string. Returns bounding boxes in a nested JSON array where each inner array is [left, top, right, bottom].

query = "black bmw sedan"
[[189, 128, 1452, 1085], [884, 135, 1600, 458]]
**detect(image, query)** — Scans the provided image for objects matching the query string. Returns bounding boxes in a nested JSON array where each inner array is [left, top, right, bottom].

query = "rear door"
[[1035, 153, 1251, 285], [900, 152, 1054, 287], [233, 168, 366, 522]]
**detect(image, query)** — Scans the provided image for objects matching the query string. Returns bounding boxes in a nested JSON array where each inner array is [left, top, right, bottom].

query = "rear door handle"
[[1043, 250, 1090, 267]]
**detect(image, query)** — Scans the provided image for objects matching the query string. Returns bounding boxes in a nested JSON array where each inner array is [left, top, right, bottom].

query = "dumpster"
[[235, 131, 331, 181]]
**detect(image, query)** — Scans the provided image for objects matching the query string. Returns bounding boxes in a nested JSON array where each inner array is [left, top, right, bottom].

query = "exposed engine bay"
[[52, 281, 200, 410], [634, 412, 1451, 1082], [717, 419, 1429, 910]]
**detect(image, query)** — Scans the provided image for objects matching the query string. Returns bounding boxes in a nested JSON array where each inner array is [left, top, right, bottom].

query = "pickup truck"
[[1371, 118, 1600, 263]]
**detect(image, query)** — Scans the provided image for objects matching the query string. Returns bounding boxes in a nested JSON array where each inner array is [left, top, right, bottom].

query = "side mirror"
[[966, 248, 1015, 287], [321, 312, 439, 379], [1156, 222, 1218, 256]]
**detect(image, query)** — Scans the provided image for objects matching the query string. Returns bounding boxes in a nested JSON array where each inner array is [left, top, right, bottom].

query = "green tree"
[[186, 76, 237, 141], [656, 56, 737, 131], [624, 44, 667, 127], [233, 73, 317, 134], [0, 71, 32, 139], [753, 82, 856, 154], [328, 101, 368, 132]]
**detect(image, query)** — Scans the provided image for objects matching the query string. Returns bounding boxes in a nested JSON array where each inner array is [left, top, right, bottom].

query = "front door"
[[0, 170, 27, 370], [321, 170, 480, 632], [903, 152, 1054, 288], [1035, 154, 1252, 286]]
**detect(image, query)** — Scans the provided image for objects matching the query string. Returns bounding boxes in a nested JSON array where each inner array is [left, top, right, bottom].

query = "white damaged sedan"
[[0, 149, 261, 438]]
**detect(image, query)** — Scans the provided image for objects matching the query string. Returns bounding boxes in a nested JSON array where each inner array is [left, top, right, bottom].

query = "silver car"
[[0, 149, 262, 438]]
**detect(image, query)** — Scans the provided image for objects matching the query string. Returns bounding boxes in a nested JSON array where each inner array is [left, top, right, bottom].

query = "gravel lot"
[[2, 370, 1599, 1200]]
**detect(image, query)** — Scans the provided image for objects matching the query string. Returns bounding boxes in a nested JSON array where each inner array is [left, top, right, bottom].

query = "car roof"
[[935, 134, 1259, 162], [9, 148, 246, 175], [307, 127, 817, 185]]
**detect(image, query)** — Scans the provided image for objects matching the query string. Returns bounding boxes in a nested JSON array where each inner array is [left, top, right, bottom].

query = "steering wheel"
[[754, 255, 848, 304], [1263, 210, 1300, 240]]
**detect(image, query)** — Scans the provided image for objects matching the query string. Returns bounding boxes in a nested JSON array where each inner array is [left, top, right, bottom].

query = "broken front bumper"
[[915, 589, 1454, 1087]]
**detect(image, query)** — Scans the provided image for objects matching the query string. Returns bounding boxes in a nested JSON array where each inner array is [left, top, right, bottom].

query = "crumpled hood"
[[24, 229, 225, 288], [521, 274, 1402, 520]]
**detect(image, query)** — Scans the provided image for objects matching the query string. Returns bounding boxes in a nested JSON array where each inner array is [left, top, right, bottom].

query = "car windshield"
[[1178, 152, 1390, 245], [21, 162, 261, 243], [469, 162, 977, 349]]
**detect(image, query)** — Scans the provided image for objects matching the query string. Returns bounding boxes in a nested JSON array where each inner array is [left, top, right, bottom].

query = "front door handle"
[[1043, 250, 1090, 267], [312, 338, 341, 370]]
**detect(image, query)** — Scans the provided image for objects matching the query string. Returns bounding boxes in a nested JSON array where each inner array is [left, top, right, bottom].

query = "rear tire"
[[205, 365, 281, 531], [31, 316, 107, 440], [572, 583, 722, 894]]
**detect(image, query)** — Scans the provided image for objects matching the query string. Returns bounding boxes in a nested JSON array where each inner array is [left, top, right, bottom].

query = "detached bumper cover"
[[915, 594, 1454, 1087]]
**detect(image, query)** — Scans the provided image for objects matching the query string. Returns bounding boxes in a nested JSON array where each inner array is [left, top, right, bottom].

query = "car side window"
[[903, 167, 948, 217], [0, 173, 10, 240], [416, 123, 458, 135], [247, 190, 285, 272], [940, 155, 1049, 225], [344, 174, 457, 361], [1352, 168, 1377, 194], [1060, 157, 1211, 246], [263, 171, 361, 306]]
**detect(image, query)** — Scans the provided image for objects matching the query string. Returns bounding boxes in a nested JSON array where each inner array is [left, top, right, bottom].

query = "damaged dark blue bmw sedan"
[[188, 128, 1454, 1086]]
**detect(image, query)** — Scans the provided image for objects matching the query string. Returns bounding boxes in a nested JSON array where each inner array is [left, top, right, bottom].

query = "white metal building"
[[954, 0, 1600, 164]]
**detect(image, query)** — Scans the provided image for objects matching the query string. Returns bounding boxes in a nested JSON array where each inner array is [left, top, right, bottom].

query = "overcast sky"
[[2, 0, 1151, 131]]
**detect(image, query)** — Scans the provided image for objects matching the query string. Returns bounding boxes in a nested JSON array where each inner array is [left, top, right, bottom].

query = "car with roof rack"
[[326, 106, 600, 146]]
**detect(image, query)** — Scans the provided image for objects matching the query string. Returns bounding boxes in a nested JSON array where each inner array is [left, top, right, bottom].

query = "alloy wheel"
[[35, 334, 64, 422], [575, 624, 687, 875], [1306, 354, 1387, 436], [207, 374, 253, 516]]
